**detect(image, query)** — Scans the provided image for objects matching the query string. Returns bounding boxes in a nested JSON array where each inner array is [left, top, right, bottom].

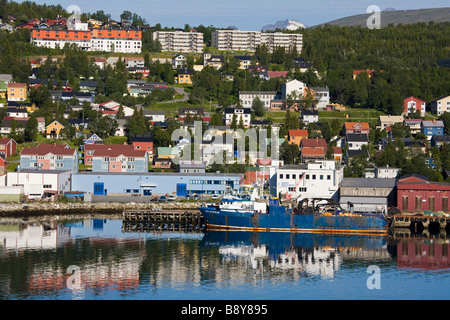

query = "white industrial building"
[[272, 160, 344, 202], [6, 169, 72, 200]]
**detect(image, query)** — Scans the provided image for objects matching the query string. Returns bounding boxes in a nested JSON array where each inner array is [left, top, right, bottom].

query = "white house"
[[310, 86, 330, 109], [145, 110, 166, 122], [224, 107, 252, 128], [239, 91, 277, 109], [301, 110, 319, 124], [345, 133, 368, 151], [272, 160, 344, 202], [6, 169, 72, 200], [172, 54, 187, 69], [281, 79, 307, 100]]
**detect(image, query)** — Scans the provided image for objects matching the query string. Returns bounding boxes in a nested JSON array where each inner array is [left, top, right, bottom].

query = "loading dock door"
[[94, 182, 104, 195], [176, 183, 187, 196]]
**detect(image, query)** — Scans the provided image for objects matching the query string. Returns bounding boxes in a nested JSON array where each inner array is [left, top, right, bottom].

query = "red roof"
[[288, 129, 308, 137], [21, 144, 76, 156], [7, 83, 26, 88], [0, 138, 15, 145], [332, 146, 342, 154], [301, 147, 324, 157], [92, 149, 147, 157], [267, 71, 288, 78], [404, 96, 427, 104], [300, 138, 327, 149], [85, 144, 134, 151], [344, 122, 370, 130]]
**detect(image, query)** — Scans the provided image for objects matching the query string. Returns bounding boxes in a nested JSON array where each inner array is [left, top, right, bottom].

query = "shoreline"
[[0, 201, 202, 218]]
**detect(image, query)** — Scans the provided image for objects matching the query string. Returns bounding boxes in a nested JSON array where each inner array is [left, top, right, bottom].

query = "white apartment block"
[[153, 31, 204, 53], [272, 160, 344, 202], [31, 24, 142, 53], [260, 32, 303, 52], [212, 30, 302, 52], [239, 91, 277, 109]]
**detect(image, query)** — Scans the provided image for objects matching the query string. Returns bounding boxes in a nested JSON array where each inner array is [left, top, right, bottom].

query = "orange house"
[[343, 122, 370, 135], [45, 120, 65, 139], [287, 129, 308, 146], [7, 83, 27, 101]]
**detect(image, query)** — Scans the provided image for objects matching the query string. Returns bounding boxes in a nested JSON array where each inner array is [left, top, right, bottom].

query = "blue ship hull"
[[199, 205, 388, 235]]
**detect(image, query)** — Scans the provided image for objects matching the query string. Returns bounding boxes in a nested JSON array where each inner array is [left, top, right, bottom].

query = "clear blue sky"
[[25, 0, 450, 30]]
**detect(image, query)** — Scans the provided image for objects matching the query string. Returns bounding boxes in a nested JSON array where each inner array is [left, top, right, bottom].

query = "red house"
[[84, 144, 134, 166], [131, 134, 154, 162], [0, 155, 7, 175], [397, 175, 450, 212], [0, 138, 17, 158], [403, 96, 427, 117]]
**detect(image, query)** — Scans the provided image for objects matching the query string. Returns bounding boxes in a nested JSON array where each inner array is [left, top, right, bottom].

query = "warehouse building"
[[339, 178, 397, 214], [71, 172, 243, 199]]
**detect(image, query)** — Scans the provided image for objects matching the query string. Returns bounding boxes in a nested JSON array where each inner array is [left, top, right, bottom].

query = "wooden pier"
[[122, 209, 205, 232], [391, 214, 450, 230]]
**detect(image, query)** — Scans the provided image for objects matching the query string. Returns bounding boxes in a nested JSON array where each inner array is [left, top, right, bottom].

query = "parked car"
[[168, 194, 177, 201], [159, 195, 167, 202], [188, 194, 200, 201]]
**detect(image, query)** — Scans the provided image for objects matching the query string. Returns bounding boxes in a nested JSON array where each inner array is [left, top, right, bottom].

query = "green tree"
[[252, 97, 265, 117]]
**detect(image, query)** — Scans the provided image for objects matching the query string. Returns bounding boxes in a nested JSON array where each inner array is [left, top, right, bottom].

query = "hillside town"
[[0, 9, 450, 217]]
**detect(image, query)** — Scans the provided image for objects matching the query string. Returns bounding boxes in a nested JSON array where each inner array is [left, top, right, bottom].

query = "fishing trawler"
[[199, 191, 388, 235]]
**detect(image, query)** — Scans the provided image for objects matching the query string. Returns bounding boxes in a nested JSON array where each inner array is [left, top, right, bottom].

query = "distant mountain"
[[313, 7, 450, 28], [262, 19, 306, 32]]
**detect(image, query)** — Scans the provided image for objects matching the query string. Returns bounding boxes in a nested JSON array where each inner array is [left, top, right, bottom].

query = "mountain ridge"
[[312, 7, 450, 28]]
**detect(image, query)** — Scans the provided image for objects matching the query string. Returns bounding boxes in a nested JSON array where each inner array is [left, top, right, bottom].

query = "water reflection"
[[0, 218, 449, 300], [200, 231, 392, 279]]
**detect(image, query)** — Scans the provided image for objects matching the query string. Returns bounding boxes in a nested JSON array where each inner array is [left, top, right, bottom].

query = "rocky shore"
[[0, 201, 202, 218]]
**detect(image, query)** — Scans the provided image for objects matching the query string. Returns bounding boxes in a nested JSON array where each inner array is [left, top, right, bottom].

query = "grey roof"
[[340, 196, 388, 204], [422, 120, 444, 127], [73, 171, 243, 177], [340, 178, 396, 188], [346, 133, 369, 142], [0, 74, 13, 82], [346, 149, 369, 157]]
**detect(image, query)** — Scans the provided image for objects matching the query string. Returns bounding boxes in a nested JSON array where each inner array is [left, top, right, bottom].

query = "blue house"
[[19, 143, 78, 173], [71, 172, 243, 197], [422, 120, 444, 141]]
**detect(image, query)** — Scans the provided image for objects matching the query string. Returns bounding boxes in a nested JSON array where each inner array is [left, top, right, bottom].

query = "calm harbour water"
[[0, 217, 449, 300]]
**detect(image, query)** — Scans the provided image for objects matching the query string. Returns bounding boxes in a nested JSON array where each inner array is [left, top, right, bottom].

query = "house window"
[[43, 184, 52, 188]]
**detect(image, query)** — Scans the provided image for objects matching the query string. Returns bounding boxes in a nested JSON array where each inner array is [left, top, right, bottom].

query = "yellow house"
[[45, 120, 65, 139], [7, 83, 27, 101], [175, 69, 194, 84]]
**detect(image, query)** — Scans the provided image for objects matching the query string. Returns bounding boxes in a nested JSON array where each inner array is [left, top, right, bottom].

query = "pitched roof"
[[346, 133, 369, 142], [300, 138, 327, 149], [21, 144, 76, 156], [92, 148, 147, 157], [422, 120, 444, 127], [344, 122, 370, 130], [288, 129, 308, 137], [301, 147, 324, 157], [7, 82, 26, 88], [84, 144, 134, 151]]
